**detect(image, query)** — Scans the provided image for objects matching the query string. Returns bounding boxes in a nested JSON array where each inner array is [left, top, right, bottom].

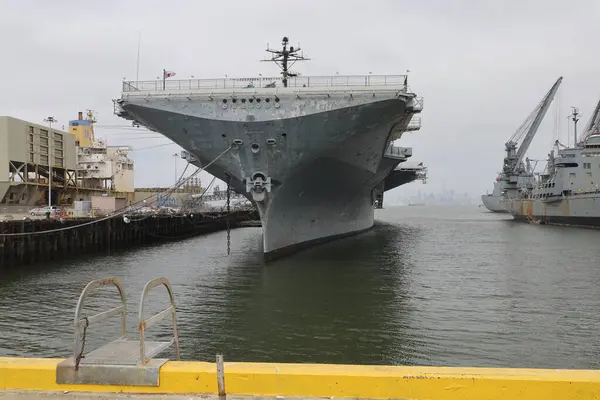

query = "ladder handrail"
[[138, 277, 180, 365], [72, 277, 127, 360]]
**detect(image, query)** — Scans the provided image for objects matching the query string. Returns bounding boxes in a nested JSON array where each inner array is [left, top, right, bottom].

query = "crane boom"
[[503, 77, 562, 177], [581, 99, 600, 142]]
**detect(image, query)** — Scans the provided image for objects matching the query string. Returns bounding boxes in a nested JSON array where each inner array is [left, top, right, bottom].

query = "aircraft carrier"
[[114, 37, 426, 259]]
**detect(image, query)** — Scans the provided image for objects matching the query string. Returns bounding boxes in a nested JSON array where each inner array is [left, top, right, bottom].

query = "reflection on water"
[[2, 205, 600, 368]]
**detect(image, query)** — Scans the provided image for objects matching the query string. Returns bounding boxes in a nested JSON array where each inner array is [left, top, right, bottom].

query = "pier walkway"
[[0, 392, 311, 399], [2, 357, 600, 400]]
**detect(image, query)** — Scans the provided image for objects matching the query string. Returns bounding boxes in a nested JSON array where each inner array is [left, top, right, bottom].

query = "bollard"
[[217, 354, 226, 400]]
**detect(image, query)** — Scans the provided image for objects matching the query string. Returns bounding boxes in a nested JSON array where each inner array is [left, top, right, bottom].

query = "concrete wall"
[[107, 147, 134, 192], [91, 196, 127, 212], [4, 117, 27, 163], [114, 167, 134, 192], [0, 116, 76, 170], [63, 134, 76, 171]]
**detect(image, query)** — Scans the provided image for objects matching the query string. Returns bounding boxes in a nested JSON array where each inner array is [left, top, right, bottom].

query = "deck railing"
[[122, 75, 408, 93]]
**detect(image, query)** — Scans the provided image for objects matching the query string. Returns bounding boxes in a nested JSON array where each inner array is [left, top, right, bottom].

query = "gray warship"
[[481, 77, 562, 213], [114, 37, 426, 259], [505, 102, 600, 225]]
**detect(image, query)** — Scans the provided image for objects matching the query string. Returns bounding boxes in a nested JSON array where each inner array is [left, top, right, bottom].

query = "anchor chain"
[[226, 175, 231, 255], [75, 316, 89, 371]]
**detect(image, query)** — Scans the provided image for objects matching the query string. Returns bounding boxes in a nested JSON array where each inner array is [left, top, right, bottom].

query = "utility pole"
[[173, 153, 179, 185], [44, 117, 57, 208]]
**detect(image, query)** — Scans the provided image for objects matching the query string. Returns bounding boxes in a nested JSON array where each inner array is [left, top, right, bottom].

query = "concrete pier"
[[0, 393, 284, 399], [0, 210, 258, 268], [1, 357, 600, 400]]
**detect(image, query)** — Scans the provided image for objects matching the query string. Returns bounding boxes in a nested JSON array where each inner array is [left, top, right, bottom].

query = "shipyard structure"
[[115, 37, 427, 258], [0, 111, 134, 211]]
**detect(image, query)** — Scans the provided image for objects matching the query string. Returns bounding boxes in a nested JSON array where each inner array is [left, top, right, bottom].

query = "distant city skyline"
[[388, 189, 476, 206]]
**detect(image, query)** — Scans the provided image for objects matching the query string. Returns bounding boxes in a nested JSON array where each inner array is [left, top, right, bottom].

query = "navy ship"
[[114, 37, 426, 259], [506, 103, 600, 226]]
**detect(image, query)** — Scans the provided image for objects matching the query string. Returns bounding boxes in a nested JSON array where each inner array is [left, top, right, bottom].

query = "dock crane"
[[481, 77, 562, 212], [580, 99, 600, 142], [501, 77, 562, 189]]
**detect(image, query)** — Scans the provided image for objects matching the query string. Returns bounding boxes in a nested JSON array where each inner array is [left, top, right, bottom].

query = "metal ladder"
[[56, 276, 180, 387]]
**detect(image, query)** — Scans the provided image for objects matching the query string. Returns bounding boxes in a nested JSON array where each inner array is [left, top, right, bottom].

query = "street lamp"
[[44, 117, 57, 208]]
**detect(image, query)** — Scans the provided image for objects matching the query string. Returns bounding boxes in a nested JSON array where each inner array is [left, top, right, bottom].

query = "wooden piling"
[[0, 210, 259, 269]]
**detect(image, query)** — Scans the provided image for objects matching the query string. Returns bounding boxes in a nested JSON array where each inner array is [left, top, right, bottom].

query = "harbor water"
[[1, 205, 600, 369]]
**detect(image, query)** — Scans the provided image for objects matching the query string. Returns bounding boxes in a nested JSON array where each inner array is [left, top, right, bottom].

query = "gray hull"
[[116, 78, 423, 257], [482, 176, 536, 214], [506, 194, 600, 227], [481, 180, 511, 213], [481, 194, 508, 213]]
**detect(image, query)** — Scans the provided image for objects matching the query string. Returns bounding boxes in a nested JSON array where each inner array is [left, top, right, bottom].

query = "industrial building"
[[0, 116, 77, 207], [1, 111, 214, 215], [0, 111, 135, 209]]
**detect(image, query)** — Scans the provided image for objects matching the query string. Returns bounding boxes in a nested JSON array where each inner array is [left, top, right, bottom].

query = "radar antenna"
[[262, 36, 310, 88]]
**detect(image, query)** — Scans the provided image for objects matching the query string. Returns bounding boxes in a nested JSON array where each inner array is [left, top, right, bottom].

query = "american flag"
[[164, 70, 176, 79]]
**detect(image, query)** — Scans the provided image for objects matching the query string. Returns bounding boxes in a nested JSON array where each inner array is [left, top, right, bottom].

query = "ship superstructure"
[[506, 103, 600, 226], [70, 111, 134, 194], [482, 77, 562, 212], [114, 37, 426, 258]]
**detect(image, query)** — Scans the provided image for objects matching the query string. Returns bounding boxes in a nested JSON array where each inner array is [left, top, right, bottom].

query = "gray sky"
[[1, 0, 599, 201]]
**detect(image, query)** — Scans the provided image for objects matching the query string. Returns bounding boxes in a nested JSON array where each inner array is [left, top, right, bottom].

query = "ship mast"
[[262, 36, 310, 88], [570, 107, 580, 147]]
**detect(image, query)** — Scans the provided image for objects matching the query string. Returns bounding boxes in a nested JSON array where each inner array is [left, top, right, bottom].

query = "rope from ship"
[[226, 175, 231, 256], [122, 163, 192, 224], [0, 146, 233, 237]]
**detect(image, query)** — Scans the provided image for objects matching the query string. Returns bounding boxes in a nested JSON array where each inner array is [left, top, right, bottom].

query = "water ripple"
[[2, 206, 600, 368]]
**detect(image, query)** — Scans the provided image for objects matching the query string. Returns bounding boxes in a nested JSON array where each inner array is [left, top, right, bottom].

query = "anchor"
[[245, 172, 272, 202]]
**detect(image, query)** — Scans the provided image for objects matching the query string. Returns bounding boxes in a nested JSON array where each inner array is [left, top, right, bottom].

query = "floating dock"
[[0, 210, 258, 268], [1, 357, 600, 399]]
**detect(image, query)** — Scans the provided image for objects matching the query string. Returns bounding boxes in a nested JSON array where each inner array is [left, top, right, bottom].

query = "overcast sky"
[[1, 0, 599, 202]]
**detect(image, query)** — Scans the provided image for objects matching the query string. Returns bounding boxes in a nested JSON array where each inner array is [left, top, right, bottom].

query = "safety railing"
[[122, 74, 409, 92], [72, 277, 127, 361], [413, 97, 424, 111], [138, 277, 180, 365]]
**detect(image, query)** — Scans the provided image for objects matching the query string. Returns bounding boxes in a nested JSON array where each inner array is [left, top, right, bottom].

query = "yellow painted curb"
[[2, 357, 600, 399]]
